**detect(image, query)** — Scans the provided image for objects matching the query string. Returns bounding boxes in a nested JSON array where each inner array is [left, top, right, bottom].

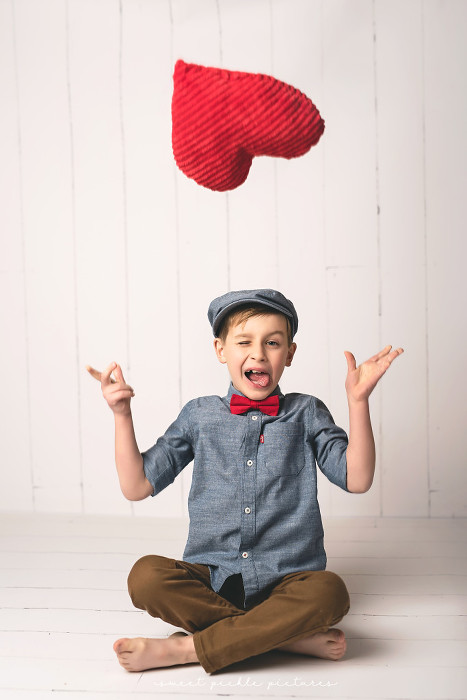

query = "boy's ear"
[[213, 338, 227, 364], [285, 342, 297, 367]]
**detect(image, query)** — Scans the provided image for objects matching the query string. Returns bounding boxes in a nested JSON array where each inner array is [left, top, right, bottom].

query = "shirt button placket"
[[240, 410, 261, 597]]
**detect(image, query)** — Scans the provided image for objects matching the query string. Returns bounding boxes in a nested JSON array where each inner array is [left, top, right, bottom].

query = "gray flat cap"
[[208, 289, 298, 338]]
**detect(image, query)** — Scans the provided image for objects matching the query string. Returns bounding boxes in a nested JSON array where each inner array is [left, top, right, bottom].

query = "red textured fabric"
[[172, 60, 325, 192], [230, 394, 280, 416]]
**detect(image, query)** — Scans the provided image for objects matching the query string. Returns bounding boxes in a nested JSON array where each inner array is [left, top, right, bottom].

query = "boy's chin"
[[244, 390, 274, 400], [234, 378, 278, 400]]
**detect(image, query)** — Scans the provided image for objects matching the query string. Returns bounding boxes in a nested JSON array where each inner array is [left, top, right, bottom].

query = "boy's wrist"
[[114, 408, 133, 423], [346, 393, 370, 409]]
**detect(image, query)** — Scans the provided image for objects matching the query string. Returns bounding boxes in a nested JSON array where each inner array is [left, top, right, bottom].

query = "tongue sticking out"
[[247, 372, 270, 388]]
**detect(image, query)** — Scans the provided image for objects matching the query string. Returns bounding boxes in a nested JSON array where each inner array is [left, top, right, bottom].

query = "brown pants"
[[127, 554, 350, 674]]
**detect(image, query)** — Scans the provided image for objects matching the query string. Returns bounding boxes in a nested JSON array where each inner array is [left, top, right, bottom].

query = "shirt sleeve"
[[141, 401, 194, 496], [308, 397, 349, 492]]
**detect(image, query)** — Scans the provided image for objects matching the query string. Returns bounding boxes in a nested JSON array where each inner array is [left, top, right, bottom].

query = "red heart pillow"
[[172, 60, 325, 192]]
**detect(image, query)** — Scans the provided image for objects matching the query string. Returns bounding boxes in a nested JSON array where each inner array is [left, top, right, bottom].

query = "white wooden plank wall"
[[0, 0, 466, 517]]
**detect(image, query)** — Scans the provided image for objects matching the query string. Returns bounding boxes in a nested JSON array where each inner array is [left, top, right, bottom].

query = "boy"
[[87, 288, 403, 674]]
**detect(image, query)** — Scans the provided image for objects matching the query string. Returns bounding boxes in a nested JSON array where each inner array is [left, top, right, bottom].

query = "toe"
[[329, 629, 346, 647], [330, 628, 344, 641], [113, 638, 130, 654]]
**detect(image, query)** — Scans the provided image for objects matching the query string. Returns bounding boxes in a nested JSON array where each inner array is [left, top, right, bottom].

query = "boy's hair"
[[217, 303, 293, 345]]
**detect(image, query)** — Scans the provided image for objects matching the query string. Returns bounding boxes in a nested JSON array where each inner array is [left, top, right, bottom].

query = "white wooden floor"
[[0, 514, 466, 700]]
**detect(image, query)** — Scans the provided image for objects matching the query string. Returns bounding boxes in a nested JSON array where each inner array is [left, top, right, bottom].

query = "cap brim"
[[213, 297, 295, 337]]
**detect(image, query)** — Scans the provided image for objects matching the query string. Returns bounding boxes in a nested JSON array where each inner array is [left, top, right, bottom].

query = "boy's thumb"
[[344, 351, 356, 372], [114, 364, 125, 383]]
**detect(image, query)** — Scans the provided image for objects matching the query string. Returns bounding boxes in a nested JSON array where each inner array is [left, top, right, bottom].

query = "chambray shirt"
[[142, 384, 349, 608]]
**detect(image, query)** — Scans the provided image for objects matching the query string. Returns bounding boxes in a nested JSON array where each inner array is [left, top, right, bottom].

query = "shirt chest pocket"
[[263, 422, 305, 476]]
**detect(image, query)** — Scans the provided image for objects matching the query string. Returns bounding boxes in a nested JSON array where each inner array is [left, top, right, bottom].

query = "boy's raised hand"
[[344, 345, 403, 403], [86, 362, 135, 416]]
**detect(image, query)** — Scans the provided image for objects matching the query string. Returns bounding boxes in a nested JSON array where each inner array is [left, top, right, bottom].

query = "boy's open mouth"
[[245, 370, 270, 388]]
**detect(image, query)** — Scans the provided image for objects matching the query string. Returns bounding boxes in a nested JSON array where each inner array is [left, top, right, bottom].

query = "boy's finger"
[[107, 389, 135, 402], [369, 345, 392, 362], [113, 364, 125, 384], [101, 362, 117, 387], [105, 381, 134, 396], [85, 365, 102, 382], [379, 345, 393, 358], [376, 346, 403, 365], [387, 347, 404, 363]]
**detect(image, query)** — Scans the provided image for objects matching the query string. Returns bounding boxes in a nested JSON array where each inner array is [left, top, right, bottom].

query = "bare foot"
[[279, 628, 347, 660], [113, 632, 199, 672]]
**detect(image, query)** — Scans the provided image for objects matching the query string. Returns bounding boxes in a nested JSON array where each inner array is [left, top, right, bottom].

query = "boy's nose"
[[249, 344, 265, 361]]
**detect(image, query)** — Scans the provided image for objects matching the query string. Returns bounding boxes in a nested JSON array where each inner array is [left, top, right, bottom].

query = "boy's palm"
[[86, 362, 134, 415], [345, 345, 403, 402]]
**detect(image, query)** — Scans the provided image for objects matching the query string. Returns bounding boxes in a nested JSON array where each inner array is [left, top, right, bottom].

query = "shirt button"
[[251, 415, 258, 421], [244, 507, 251, 514], [247, 459, 254, 466], [242, 552, 249, 558]]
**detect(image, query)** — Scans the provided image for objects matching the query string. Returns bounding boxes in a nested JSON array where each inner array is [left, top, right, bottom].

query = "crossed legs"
[[114, 555, 350, 674]]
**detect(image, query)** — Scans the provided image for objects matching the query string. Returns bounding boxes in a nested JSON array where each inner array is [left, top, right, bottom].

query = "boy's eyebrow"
[[233, 329, 286, 338]]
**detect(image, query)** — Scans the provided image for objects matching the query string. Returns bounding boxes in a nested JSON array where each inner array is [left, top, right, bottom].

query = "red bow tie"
[[230, 394, 279, 416]]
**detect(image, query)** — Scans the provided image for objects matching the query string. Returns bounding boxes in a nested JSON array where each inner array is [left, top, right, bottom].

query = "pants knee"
[[318, 570, 350, 617], [127, 554, 171, 611], [290, 570, 350, 621]]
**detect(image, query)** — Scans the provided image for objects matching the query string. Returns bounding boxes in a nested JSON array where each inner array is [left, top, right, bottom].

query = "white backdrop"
[[1, 0, 466, 518]]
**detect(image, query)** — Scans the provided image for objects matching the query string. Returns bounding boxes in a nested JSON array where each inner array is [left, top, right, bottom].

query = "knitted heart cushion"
[[172, 60, 325, 192]]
